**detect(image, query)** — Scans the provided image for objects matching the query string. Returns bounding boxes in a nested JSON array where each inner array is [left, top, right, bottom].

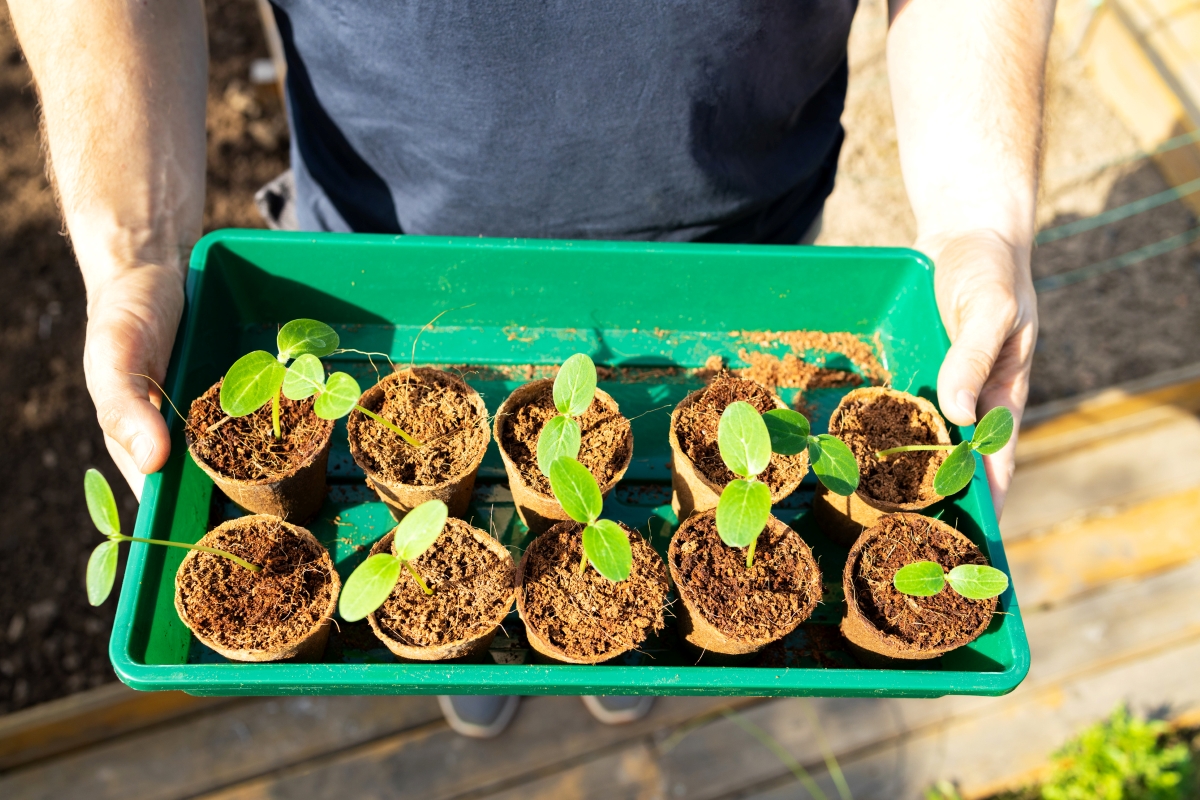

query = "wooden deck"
[[2, 364, 1199, 800]]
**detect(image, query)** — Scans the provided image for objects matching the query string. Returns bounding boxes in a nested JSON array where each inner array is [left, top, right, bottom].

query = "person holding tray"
[[9, 0, 1051, 737]]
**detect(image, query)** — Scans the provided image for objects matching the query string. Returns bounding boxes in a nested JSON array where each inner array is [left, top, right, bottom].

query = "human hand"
[[83, 263, 186, 499], [919, 229, 1037, 518]]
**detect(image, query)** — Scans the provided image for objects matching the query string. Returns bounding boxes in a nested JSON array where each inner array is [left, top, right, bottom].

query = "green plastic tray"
[[110, 230, 1030, 698]]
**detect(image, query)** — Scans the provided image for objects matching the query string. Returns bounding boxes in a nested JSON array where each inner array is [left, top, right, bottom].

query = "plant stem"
[[405, 560, 433, 595], [746, 537, 758, 569], [271, 388, 282, 440], [114, 535, 260, 572], [578, 546, 589, 575], [355, 405, 423, 447], [876, 444, 955, 458]]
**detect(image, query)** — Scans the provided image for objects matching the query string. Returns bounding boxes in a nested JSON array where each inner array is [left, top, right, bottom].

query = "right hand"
[[84, 263, 186, 499]]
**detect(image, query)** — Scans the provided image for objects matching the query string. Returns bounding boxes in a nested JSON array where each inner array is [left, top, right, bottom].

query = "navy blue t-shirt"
[[271, 0, 857, 243]]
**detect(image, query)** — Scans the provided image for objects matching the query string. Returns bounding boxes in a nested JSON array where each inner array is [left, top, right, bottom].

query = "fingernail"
[[956, 390, 977, 421], [131, 435, 155, 470]]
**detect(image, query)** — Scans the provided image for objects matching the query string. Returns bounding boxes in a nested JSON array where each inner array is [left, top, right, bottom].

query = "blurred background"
[[1, 0, 1198, 797]]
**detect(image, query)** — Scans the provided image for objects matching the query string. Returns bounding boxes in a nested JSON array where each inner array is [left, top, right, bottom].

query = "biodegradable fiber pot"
[[812, 387, 951, 547], [347, 368, 491, 520], [516, 521, 668, 664], [668, 372, 808, 521], [186, 380, 334, 523], [174, 514, 340, 662], [495, 378, 633, 535], [365, 519, 518, 662], [840, 512, 998, 665]]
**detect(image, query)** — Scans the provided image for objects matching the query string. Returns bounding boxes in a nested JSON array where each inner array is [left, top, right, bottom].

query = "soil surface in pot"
[[672, 513, 821, 641], [351, 369, 488, 486], [373, 520, 514, 648], [849, 514, 995, 650], [176, 517, 335, 651], [499, 382, 631, 496], [187, 380, 330, 481], [674, 371, 807, 492], [835, 392, 947, 505], [521, 523, 668, 660]]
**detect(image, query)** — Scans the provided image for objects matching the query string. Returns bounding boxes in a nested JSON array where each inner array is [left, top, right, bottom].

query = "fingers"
[[936, 308, 1011, 426]]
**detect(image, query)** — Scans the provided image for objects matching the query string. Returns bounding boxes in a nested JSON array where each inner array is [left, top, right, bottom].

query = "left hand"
[[919, 228, 1038, 518]]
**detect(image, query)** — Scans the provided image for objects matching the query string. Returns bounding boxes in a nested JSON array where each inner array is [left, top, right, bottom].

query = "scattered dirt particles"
[[672, 514, 821, 641], [176, 518, 334, 652], [372, 520, 514, 648], [850, 515, 995, 650], [832, 391, 946, 505], [736, 349, 862, 391], [734, 330, 890, 385], [521, 523, 668, 660]]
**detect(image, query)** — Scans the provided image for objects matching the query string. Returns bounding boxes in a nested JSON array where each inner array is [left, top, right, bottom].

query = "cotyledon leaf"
[[339, 553, 403, 622], [313, 371, 361, 420], [715, 478, 771, 549], [220, 350, 287, 416], [86, 540, 120, 606], [553, 353, 597, 417], [536, 414, 582, 477], [277, 319, 340, 360], [946, 564, 1010, 599], [762, 408, 810, 456], [392, 499, 449, 562], [282, 353, 325, 401], [933, 440, 977, 496], [717, 401, 772, 479], [809, 434, 860, 496], [548, 457, 603, 524], [582, 519, 632, 582], [971, 406, 1014, 456], [893, 561, 946, 597], [84, 468, 120, 536]]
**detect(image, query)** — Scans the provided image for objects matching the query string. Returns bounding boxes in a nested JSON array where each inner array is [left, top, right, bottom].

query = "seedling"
[[338, 500, 449, 621], [281, 353, 421, 446], [547, 456, 633, 581], [536, 353, 597, 477], [83, 469, 259, 606], [875, 406, 1014, 496], [715, 402, 859, 567], [893, 560, 1009, 600]]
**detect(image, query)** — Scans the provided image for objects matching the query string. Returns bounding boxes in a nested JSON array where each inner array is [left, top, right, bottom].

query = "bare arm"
[[9, 0, 208, 497], [887, 0, 1055, 515]]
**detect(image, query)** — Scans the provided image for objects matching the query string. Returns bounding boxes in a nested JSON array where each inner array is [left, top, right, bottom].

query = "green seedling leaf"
[[221, 350, 287, 416], [548, 456, 603, 524], [277, 319, 340, 360], [537, 414, 582, 476], [715, 478, 771, 549], [971, 406, 1014, 455], [718, 401, 772, 478], [84, 468, 120, 536], [313, 371, 361, 420], [893, 561, 946, 597], [933, 440, 976, 496], [762, 408, 810, 456], [809, 434, 860, 496], [553, 353, 597, 417], [946, 564, 1010, 599], [393, 499, 449, 562], [339, 553, 403, 622], [86, 540, 119, 606], [582, 519, 632, 582], [282, 353, 325, 400]]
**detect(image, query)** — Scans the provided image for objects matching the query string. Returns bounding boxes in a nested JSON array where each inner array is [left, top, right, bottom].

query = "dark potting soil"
[[671, 513, 822, 641], [176, 518, 335, 652], [349, 369, 488, 486], [499, 381, 632, 496], [674, 371, 808, 492], [521, 523, 668, 660], [850, 514, 996, 651], [372, 519, 515, 648], [186, 380, 331, 482], [833, 391, 946, 505]]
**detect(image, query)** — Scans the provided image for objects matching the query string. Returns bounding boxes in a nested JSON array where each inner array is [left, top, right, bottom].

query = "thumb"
[[90, 366, 172, 475], [937, 313, 1006, 426]]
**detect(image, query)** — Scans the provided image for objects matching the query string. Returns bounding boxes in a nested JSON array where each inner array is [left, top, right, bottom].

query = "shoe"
[[581, 695, 655, 725], [437, 695, 520, 738]]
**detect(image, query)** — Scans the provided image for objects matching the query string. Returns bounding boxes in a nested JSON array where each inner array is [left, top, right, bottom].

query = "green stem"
[[114, 535, 260, 572], [355, 405, 423, 448], [578, 545, 589, 575], [404, 560, 433, 595], [271, 388, 282, 440], [746, 536, 758, 569], [876, 444, 955, 458]]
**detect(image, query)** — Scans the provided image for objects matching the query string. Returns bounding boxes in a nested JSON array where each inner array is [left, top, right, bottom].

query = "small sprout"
[[339, 499, 449, 621], [875, 406, 1014, 497], [282, 354, 421, 447], [536, 353, 597, 476], [547, 456, 632, 582], [83, 469, 259, 606], [761, 408, 860, 496], [893, 560, 1009, 600]]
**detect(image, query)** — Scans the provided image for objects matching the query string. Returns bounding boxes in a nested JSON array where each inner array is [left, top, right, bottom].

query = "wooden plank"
[[0, 683, 229, 772]]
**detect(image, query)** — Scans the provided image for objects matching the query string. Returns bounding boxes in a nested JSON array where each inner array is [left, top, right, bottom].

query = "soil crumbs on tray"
[[501, 382, 632, 496], [177, 518, 334, 652], [851, 515, 995, 650], [373, 521, 514, 647], [672, 514, 821, 641], [835, 392, 946, 505], [675, 371, 808, 492], [186, 380, 331, 481], [521, 524, 668, 660], [351, 370, 488, 486]]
